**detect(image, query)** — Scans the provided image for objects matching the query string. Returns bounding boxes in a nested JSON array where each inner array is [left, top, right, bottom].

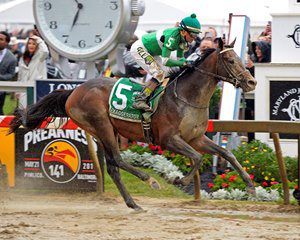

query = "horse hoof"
[[173, 176, 181, 185], [133, 205, 146, 213], [147, 177, 161, 190]]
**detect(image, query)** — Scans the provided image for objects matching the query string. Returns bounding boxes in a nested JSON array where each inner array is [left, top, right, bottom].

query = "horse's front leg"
[[192, 135, 255, 196], [165, 134, 203, 186]]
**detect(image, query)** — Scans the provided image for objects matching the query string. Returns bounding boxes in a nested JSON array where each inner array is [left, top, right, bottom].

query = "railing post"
[[190, 159, 201, 201], [272, 133, 289, 205]]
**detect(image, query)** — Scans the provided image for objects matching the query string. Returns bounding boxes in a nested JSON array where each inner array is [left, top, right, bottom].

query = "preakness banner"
[[270, 81, 300, 139], [15, 129, 96, 190]]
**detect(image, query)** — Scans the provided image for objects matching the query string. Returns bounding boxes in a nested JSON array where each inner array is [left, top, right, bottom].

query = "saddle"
[[109, 77, 169, 143]]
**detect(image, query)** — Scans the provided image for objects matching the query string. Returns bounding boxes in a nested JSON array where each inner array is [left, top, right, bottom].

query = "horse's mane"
[[169, 48, 216, 80]]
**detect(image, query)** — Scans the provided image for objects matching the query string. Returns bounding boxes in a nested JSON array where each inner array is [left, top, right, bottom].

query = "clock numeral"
[[44, 2, 52, 11], [95, 35, 102, 43], [62, 35, 69, 43], [78, 40, 86, 48], [109, 1, 118, 10], [49, 21, 57, 29], [105, 21, 113, 29]]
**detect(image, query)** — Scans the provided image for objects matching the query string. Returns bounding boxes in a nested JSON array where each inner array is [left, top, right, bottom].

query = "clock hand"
[[71, 1, 83, 30]]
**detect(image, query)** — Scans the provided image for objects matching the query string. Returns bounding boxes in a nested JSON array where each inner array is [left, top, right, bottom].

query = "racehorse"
[[9, 41, 257, 210]]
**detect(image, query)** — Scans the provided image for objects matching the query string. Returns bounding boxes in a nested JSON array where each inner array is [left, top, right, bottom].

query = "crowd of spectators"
[[0, 22, 272, 137]]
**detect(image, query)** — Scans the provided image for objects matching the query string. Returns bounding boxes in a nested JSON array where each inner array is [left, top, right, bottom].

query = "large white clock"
[[33, 0, 145, 62]]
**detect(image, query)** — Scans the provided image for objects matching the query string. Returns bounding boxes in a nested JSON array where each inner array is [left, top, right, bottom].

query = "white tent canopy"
[[0, 0, 33, 24], [0, 0, 289, 36]]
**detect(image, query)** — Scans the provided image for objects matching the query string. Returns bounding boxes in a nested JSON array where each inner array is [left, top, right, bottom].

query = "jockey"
[[130, 13, 201, 112]]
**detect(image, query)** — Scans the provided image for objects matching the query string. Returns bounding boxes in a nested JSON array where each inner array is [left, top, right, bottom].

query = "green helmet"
[[180, 13, 201, 33]]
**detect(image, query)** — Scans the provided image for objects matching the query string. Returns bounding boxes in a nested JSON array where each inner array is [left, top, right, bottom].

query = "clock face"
[[33, 0, 123, 60]]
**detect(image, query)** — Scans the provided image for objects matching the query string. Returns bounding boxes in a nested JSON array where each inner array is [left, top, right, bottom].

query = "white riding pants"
[[130, 40, 173, 83]]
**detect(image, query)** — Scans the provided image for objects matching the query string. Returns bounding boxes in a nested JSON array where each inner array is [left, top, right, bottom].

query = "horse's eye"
[[229, 59, 234, 64]]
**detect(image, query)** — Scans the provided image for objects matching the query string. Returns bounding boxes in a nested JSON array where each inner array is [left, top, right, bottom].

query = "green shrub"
[[284, 156, 298, 181], [232, 140, 282, 184]]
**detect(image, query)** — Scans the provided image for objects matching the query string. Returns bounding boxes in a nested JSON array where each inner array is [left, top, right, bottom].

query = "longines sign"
[[35, 79, 84, 101], [270, 81, 300, 139]]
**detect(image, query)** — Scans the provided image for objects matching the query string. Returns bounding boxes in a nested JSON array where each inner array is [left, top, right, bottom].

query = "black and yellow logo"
[[41, 140, 81, 183]]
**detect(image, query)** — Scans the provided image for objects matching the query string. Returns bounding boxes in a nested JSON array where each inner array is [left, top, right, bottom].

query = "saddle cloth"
[[109, 78, 164, 122]]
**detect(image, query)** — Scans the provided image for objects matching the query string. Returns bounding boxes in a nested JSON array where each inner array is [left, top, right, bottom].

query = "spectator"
[[203, 27, 218, 41], [17, 35, 49, 106], [9, 36, 22, 62], [199, 38, 215, 53], [18, 35, 49, 83], [259, 21, 272, 42], [246, 40, 271, 77], [187, 37, 215, 62], [185, 26, 218, 58], [251, 40, 271, 63], [0, 31, 17, 115]]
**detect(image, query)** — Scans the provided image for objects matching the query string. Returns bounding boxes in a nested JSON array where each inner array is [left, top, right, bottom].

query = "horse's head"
[[216, 40, 257, 92]]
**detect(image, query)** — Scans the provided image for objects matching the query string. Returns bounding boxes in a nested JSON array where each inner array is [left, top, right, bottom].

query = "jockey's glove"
[[182, 60, 194, 69]]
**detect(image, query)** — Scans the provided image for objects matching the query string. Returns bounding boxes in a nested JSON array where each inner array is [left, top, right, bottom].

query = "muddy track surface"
[[0, 191, 299, 240]]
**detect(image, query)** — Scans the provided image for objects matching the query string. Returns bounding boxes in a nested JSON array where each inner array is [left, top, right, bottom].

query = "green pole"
[[26, 87, 34, 105]]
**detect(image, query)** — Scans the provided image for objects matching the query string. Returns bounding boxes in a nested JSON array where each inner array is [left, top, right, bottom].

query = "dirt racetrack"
[[0, 191, 299, 240]]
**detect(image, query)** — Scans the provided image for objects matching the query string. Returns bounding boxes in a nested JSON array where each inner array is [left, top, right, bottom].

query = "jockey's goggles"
[[188, 31, 199, 39]]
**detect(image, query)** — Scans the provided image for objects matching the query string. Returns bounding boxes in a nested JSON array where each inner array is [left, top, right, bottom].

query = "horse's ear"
[[229, 38, 236, 48], [215, 37, 224, 51]]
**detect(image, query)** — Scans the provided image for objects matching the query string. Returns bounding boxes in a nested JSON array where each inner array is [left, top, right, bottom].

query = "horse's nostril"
[[248, 80, 257, 87]]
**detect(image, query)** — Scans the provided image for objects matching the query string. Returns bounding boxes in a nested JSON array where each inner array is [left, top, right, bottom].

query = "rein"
[[149, 48, 245, 109]]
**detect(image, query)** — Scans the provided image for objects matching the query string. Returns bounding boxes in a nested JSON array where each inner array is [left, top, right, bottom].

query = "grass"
[[104, 167, 192, 199], [3, 93, 17, 115]]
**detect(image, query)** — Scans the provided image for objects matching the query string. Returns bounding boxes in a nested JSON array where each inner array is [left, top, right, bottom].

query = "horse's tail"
[[9, 89, 74, 134]]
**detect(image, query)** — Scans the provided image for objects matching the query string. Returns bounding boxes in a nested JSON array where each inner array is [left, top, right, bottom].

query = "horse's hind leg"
[[97, 134, 142, 209], [105, 152, 142, 210], [192, 135, 255, 195]]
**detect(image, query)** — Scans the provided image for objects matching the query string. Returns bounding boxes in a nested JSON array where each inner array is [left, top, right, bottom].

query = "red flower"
[[229, 175, 237, 182], [157, 145, 162, 151], [149, 144, 157, 151], [132, 141, 137, 145], [295, 186, 299, 190], [157, 150, 163, 155], [171, 153, 175, 158], [140, 143, 145, 147], [220, 174, 226, 179], [207, 183, 214, 188], [250, 174, 254, 180], [221, 183, 230, 188], [270, 181, 279, 185], [262, 182, 268, 187]]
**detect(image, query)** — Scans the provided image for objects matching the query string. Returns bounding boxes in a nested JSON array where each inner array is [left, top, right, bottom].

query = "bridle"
[[150, 48, 248, 109], [193, 48, 247, 87]]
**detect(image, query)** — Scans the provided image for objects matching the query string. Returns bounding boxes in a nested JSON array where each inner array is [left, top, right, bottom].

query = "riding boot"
[[132, 78, 160, 112]]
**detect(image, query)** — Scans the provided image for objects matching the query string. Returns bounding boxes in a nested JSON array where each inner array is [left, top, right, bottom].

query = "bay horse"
[[9, 41, 257, 210]]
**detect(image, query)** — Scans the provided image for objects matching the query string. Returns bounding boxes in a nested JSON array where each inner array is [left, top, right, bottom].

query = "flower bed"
[[122, 140, 299, 202]]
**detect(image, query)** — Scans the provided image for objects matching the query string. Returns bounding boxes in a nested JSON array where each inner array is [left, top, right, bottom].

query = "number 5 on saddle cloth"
[[109, 77, 168, 123]]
